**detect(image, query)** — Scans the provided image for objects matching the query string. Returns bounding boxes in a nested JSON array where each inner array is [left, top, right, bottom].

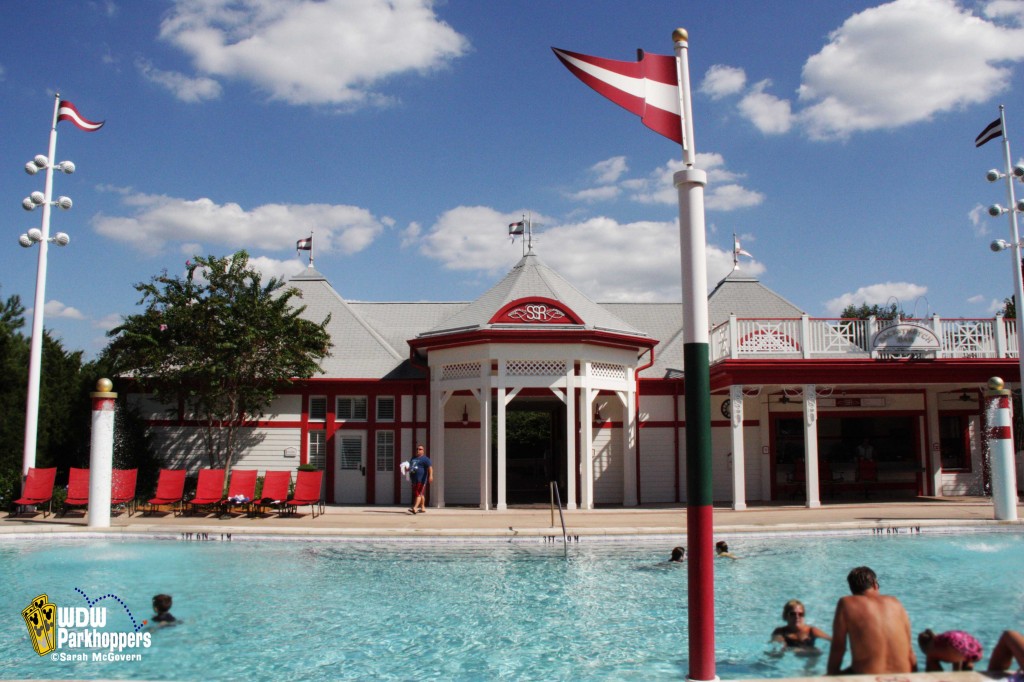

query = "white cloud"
[[589, 156, 629, 184], [567, 186, 621, 203], [92, 189, 389, 257], [823, 281, 929, 316], [625, 155, 765, 210], [412, 208, 766, 301], [137, 59, 222, 102], [246, 254, 308, 282], [968, 204, 991, 237], [738, 80, 793, 135], [796, 0, 1024, 139], [699, 65, 746, 100], [967, 294, 986, 304], [44, 300, 86, 320], [92, 313, 123, 331], [158, 0, 469, 107]]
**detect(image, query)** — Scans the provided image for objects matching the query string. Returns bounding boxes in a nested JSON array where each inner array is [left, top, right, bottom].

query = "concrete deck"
[[4, 497, 1023, 538]]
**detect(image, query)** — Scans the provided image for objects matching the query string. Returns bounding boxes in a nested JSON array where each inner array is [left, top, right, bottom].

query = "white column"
[[618, 378, 637, 506], [496, 386, 507, 511], [925, 388, 942, 497], [579, 363, 595, 509], [803, 384, 821, 508], [476, 385, 491, 510], [729, 385, 747, 510], [88, 379, 116, 528], [430, 383, 446, 508], [565, 360, 577, 510]]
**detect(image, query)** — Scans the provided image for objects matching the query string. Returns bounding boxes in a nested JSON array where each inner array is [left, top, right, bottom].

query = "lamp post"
[[19, 95, 75, 480]]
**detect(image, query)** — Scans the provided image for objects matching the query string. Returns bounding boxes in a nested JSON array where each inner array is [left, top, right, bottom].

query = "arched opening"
[[494, 398, 567, 505]]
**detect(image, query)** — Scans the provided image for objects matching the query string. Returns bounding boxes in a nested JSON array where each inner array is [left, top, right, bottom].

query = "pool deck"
[[3, 496, 1023, 538]]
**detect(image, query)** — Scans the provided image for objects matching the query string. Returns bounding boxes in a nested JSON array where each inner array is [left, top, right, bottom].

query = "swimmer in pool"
[[771, 599, 831, 654], [918, 629, 983, 671], [669, 546, 685, 562], [716, 540, 738, 559], [149, 594, 177, 627]]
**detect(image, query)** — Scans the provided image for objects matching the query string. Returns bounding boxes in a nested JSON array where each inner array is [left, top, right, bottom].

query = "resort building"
[[132, 248, 1023, 510]]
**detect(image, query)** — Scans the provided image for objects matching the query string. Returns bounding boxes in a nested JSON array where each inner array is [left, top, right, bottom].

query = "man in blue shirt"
[[409, 444, 433, 514]]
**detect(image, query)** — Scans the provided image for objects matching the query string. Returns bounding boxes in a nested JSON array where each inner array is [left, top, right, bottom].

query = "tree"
[[105, 252, 332, 473], [839, 302, 903, 320], [1000, 295, 1016, 319]]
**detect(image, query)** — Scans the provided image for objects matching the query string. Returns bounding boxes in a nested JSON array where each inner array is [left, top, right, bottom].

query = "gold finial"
[[673, 28, 688, 43], [96, 378, 113, 393], [988, 376, 1005, 391]]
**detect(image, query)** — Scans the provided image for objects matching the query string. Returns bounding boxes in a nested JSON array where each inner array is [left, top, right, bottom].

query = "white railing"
[[709, 314, 1019, 363]]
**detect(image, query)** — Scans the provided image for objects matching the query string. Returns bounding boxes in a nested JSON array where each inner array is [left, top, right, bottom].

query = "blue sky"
[[3, 0, 1024, 359]]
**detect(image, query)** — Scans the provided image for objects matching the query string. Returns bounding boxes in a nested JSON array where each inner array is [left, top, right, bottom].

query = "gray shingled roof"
[[287, 263, 803, 380], [420, 252, 647, 339]]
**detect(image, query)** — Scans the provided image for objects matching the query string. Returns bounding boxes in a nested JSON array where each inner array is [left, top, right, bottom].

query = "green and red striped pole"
[[673, 28, 717, 682]]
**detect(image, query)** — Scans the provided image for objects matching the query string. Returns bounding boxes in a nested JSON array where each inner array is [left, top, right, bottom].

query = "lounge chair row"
[[147, 468, 325, 518], [11, 467, 138, 517], [9, 467, 325, 519]]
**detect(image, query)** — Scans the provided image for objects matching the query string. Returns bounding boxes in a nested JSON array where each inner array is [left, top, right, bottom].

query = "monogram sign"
[[490, 298, 582, 325]]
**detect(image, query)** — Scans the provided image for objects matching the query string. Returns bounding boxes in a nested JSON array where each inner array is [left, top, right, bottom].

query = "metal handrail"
[[550, 481, 568, 558]]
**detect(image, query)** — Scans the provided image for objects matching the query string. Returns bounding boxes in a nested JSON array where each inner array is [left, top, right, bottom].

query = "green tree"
[[839, 302, 903, 320], [105, 252, 332, 473], [1000, 296, 1016, 319]]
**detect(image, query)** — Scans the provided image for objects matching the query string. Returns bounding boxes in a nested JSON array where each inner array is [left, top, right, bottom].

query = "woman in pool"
[[918, 629, 983, 671], [716, 540, 738, 559], [771, 599, 831, 654]]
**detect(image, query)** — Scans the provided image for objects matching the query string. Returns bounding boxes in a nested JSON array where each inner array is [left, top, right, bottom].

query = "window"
[[336, 396, 368, 421], [939, 415, 971, 471], [309, 396, 327, 421], [308, 430, 326, 469], [376, 431, 395, 472], [376, 396, 395, 422], [338, 435, 362, 470]]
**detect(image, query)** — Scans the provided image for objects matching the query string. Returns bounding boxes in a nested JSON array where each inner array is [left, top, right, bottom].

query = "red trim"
[[409, 328, 655, 354], [710, 358, 1020, 389], [488, 297, 585, 325], [989, 426, 1013, 439]]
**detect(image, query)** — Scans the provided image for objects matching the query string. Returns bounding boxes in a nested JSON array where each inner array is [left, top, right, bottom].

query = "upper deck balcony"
[[709, 314, 1019, 363]]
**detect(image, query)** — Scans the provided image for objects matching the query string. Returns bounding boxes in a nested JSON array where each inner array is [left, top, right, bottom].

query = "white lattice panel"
[[942, 321, 994, 358], [811, 320, 867, 353], [737, 320, 801, 354], [592, 362, 626, 380], [441, 361, 482, 381], [506, 360, 567, 377]]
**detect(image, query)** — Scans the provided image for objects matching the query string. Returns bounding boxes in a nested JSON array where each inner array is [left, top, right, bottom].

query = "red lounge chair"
[[255, 470, 291, 516], [188, 468, 227, 515], [111, 469, 138, 516], [286, 470, 324, 518], [145, 469, 186, 516], [60, 467, 90, 516], [11, 467, 57, 517], [223, 469, 257, 516]]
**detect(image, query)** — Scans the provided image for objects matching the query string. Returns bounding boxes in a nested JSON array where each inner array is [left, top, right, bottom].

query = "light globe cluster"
[[18, 153, 74, 249]]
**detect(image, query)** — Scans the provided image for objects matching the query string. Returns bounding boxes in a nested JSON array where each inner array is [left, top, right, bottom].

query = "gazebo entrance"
[[496, 399, 568, 504]]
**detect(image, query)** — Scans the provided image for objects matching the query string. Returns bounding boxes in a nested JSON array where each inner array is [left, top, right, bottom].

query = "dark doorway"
[[495, 399, 567, 504]]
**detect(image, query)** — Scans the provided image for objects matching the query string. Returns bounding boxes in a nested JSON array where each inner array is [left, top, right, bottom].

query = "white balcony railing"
[[709, 314, 1019, 364]]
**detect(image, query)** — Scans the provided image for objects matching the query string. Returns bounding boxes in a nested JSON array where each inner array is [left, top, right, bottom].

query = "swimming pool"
[[2, 529, 1022, 681]]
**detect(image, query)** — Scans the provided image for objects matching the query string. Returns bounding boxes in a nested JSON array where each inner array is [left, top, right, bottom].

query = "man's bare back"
[[827, 567, 917, 675]]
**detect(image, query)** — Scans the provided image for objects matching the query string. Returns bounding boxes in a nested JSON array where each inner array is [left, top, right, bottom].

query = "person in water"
[[918, 629, 983, 671], [669, 546, 685, 562], [150, 594, 176, 626], [715, 540, 738, 559], [771, 599, 831, 652]]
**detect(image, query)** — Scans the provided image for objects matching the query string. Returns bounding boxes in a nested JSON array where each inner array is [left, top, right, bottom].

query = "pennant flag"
[[508, 221, 525, 236], [733, 235, 753, 259], [975, 118, 1002, 147], [552, 47, 681, 144], [296, 237, 312, 251], [57, 101, 104, 132]]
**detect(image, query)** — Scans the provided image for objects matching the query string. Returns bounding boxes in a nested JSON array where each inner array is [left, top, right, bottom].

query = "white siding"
[[444, 429, 480, 505], [266, 394, 301, 421], [593, 427, 623, 504], [639, 427, 676, 503]]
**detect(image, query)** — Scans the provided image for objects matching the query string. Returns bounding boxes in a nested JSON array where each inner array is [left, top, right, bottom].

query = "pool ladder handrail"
[[549, 481, 568, 558]]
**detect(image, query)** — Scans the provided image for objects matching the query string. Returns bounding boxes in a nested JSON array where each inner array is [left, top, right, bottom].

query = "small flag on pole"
[[732, 234, 753, 270], [508, 221, 525, 236], [296, 237, 312, 251], [57, 101, 104, 132], [975, 118, 1003, 147], [552, 47, 681, 144]]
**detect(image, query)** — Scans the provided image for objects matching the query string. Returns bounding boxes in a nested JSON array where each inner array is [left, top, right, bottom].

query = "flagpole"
[[996, 105, 1024, 397], [308, 231, 314, 267], [21, 93, 62, 480], [672, 28, 716, 682]]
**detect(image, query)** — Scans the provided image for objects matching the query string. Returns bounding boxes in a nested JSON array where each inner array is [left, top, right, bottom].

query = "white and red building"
[[132, 251, 1022, 509]]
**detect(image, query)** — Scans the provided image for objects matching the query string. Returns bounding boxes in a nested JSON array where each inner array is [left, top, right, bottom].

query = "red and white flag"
[[57, 101, 104, 132], [552, 47, 681, 144], [733, 235, 753, 259], [296, 237, 312, 251]]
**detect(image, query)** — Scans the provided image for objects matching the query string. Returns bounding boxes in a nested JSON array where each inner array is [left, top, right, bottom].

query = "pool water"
[[1, 530, 1022, 681]]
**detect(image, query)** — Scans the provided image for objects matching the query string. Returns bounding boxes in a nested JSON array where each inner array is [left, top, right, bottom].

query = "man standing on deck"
[[408, 444, 433, 514], [827, 566, 917, 675]]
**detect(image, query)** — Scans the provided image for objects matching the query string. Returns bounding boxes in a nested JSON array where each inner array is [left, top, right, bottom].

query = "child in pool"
[[150, 594, 177, 626], [918, 629, 982, 671]]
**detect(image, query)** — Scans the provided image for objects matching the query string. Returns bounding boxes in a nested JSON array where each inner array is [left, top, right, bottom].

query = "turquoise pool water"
[[1, 530, 1022, 681]]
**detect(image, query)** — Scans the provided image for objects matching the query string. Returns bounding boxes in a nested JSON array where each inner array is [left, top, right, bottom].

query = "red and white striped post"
[[986, 376, 1019, 521], [88, 378, 116, 528]]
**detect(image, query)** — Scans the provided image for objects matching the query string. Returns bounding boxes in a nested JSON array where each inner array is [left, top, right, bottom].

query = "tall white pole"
[[986, 377, 1019, 521], [21, 94, 61, 479], [995, 105, 1024, 393], [88, 379, 117, 528]]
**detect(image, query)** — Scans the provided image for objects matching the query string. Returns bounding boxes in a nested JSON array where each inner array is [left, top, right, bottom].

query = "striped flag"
[[975, 118, 1003, 147], [734, 235, 753, 259], [296, 237, 312, 251], [57, 101, 104, 132], [508, 221, 525, 236], [552, 47, 681, 144]]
